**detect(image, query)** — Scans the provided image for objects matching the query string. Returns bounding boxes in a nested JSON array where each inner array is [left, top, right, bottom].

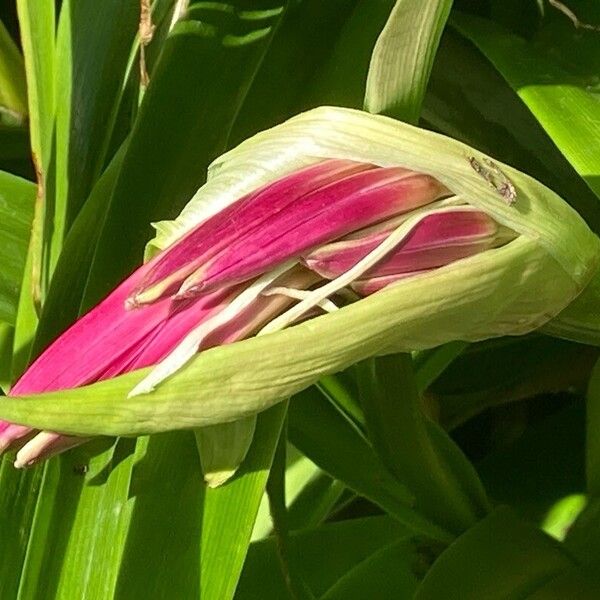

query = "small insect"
[[468, 156, 517, 206], [73, 464, 88, 476]]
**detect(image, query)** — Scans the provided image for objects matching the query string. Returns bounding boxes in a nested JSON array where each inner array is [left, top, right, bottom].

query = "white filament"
[[259, 205, 480, 336], [262, 287, 339, 313], [128, 260, 296, 397]]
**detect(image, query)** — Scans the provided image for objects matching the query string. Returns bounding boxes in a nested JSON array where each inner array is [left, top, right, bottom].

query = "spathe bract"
[[1, 106, 598, 438]]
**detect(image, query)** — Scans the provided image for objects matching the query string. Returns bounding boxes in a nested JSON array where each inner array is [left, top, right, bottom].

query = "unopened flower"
[[0, 106, 598, 472]]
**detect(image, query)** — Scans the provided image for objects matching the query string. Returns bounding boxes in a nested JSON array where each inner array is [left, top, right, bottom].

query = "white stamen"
[[128, 260, 296, 397], [262, 287, 339, 313], [259, 205, 480, 336]]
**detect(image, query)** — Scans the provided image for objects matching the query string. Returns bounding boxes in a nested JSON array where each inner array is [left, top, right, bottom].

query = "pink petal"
[[304, 210, 505, 279], [176, 168, 447, 296], [129, 159, 375, 307]]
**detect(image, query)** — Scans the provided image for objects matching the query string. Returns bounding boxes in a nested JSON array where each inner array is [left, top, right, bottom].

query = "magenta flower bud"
[[129, 160, 449, 305], [304, 209, 513, 280]]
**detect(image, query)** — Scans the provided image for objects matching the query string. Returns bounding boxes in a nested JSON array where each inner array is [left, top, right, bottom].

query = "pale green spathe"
[[2, 106, 599, 436]]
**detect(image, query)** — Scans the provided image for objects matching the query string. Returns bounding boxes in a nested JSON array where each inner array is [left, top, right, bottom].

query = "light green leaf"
[[15, 0, 54, 168], [365, 0, 453, 124], [0, 458, 48, 599], [199, 403, 287, 600], [253, 445, 330, 539]]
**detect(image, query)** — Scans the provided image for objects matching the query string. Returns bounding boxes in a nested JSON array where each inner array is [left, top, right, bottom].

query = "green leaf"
[[364, 0, 452, 124], [265, 421, 315, 600], [423, 28, 600, 233], [236, 516, 410, 599], [286, 472, 346, 532], [230, 0, 358, 144], [356, 354, 489, 535], [432, 336, 595, 429], [452, 10, 600, 199], [415, 507, 576, 599], [320, 538, 420, 600], [0, 18, 27, 122], [307, 0, 399, 109], [0, 169, 35, 325], [53, 0, 139, 263], [478, 402, 585, 526], [587, 358, 600, 495], [0, 459, 47, 599], [15, 441, 141, 600], [12, 0, 55, 376], [199, 404, 287, 599], [289, 387, 452, 542], [15, 0, 54, 167]]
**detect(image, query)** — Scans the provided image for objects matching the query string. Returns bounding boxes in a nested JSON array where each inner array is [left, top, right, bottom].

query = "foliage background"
[[0, 0, 600, 598]]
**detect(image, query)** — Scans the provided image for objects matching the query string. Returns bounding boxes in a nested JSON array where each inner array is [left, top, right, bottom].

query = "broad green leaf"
[[413, 341, 468, 393], [452, 9, 600, 199], [321, 538, 420, 600], [53, 0, 139, 266], [253, 445, 332, 539], [0, 18, 27, 122], [113, 432, 205, 599], [364, 0, 452, 124], [527, 559, 600, 599], [15, 440, 141, 600], [305, 0, 402, 110], [289, 387, 451, 542], [356, 354, 489, 535], [236, 516, 410, 599], [0, 169, 35, 325], [114, 405, 285, 599], [317, 373, 365, 428], [415, 507, 576, 599]]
